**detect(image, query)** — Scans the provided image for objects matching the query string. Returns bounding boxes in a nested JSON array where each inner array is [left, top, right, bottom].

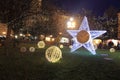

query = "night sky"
[[52, 0, 120, 16]]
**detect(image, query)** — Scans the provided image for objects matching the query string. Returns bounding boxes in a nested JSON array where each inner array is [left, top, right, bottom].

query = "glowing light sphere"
[[20, 47, 27, 52], [37, 41, 45, 48], [110, 48, 115, 53], [29, 47, 35, 52], [67, 16, 106, 55], [59, 44, 64, 48], [45, 46, 62, 63], [69, 45, 73, 48]]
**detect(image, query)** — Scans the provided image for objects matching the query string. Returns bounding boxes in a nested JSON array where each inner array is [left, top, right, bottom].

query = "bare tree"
[[0, 0, 32, 54]]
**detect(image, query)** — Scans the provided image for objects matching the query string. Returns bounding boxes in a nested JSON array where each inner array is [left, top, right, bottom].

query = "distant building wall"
[[0, 23, 7, 36], [0, 23, 13, 37], [118, 13, 120, 39]]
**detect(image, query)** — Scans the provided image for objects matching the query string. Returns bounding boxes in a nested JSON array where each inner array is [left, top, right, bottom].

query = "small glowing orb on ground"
[[69, 45, 73, 48], [77, 30, 90, 43], [45, 46, 62, 63], [37, 41, 45, 48], [110, 48, 115, 53], [59, 44, 63, 48], [29, 47, 35, 52], [20, 47, 27, 52]]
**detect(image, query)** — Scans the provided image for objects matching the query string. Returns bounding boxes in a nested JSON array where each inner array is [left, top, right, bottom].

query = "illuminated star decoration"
[[67, 16, 106, 55]]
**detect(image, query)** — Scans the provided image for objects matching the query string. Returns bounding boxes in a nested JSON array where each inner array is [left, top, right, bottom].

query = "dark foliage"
[[0, 0, 32, 23]]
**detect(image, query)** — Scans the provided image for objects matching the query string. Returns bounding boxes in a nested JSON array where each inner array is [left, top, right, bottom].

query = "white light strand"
[[67, 16, 106, 55]]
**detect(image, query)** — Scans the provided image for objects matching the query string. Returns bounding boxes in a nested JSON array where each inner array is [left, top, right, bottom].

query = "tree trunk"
[[4, 23, 12, 55]]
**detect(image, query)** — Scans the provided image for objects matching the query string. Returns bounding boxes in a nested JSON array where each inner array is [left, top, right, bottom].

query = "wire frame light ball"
[[37, 41, 45, 48], [110, 48, 115, 53], [20, 47, 27, 53], [45, 46, 62, 63], [29, 47, 35, 52]]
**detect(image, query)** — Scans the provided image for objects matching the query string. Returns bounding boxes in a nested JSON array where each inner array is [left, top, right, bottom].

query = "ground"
[[0, 43, 120, 80]]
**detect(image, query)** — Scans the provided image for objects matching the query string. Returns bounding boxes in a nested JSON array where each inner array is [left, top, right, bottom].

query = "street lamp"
[[19, 33, 23, 37], [67, 17, 76, 29]]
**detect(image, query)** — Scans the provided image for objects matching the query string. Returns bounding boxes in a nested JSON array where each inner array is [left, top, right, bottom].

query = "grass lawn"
[[0, 43, 120, 80]]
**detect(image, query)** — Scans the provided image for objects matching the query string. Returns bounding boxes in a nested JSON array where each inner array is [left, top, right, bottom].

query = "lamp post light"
[[15, 35, 18, 39], [19, 33, 23, 37], [67, 17, 76, 29]]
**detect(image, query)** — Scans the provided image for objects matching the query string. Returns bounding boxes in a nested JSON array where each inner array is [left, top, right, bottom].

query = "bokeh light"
[[20, 47, 27, 53], [37, 41, 45, 48], [29, 47, 35, 52], [110, 48, 115, 53]]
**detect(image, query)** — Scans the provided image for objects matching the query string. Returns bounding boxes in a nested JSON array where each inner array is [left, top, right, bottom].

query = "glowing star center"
[[77, 30, 90, 43]]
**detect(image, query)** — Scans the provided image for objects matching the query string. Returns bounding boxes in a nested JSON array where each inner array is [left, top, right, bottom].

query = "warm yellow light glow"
[[70, 17, 74, 21], [51, 38, 55, 42], [93, 39, 102, 45], [59, 44, 63, 48], [110, 48, 115, 53], [50, 35, 53, 37], [67, 21, 71, 28], [23, 35, 25, 37], [59, 32, 62, 35], [71, 21, 75, 27], [93, 39, 102, 50], [26, 33, 31, 37], [45, 37, 51, 42], [29, 47, 35, 52], [37, 41, 45, 48], [67, 18, 76, 29], [40, 35, 45, 40], [2, 32, 6, 35], [19, 33, 23, 36], [45, 46, 62, 63], [15, 35, 18, 39]]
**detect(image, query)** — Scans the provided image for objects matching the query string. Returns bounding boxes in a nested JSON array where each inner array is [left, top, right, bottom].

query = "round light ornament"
[[77, 30, 90, 43], [20, 47, 27, 52], [29, 47, 35, 52], [45, 46, 62, 63], [59, 44, 63, 48], [37, 41, 45, 48], [110, 48, 115, 53]]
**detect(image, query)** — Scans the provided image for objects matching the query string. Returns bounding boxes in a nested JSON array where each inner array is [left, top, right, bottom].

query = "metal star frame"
[[67, 16, 106, 55]]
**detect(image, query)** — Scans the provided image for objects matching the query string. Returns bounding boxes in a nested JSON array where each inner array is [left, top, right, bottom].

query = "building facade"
[[0, 23, 7, 36]]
